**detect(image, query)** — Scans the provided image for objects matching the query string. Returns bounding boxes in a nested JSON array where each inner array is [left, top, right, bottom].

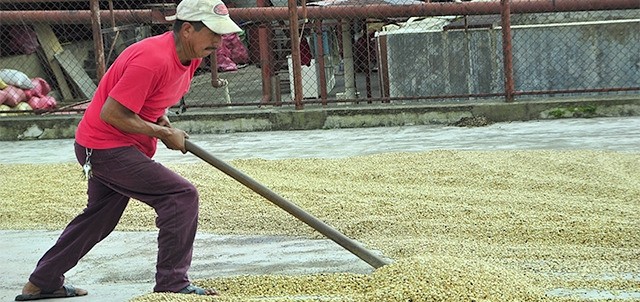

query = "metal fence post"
[[314, 20, 328, 105], [500, 0, 515, 103], [90, 0, 106, 81], [288, 0, 304, 109]]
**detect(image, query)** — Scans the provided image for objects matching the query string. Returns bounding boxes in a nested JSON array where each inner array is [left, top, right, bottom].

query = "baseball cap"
[[166, 0, 242, 35]]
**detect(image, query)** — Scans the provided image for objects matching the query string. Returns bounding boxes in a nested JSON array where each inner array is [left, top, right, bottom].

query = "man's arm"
[[100, 96, 188, 153]]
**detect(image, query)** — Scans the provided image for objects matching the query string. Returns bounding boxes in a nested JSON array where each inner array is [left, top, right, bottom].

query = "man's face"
[[184, 23, 222, 59]]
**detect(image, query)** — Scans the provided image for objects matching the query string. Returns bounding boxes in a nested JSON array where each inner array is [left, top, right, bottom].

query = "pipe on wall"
[[0, 10, 160, 24], [229, 0, 640, 21], [1, 0, 638, 24]]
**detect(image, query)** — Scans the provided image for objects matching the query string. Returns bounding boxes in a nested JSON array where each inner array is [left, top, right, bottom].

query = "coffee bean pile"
[[1, 150, 637, 301]]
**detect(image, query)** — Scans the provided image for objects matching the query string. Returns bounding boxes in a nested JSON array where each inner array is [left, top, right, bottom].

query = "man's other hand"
[[161, 128, 189, 154]]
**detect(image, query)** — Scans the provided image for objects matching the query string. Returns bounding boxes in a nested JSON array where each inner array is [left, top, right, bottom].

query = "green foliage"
[[548, 105, 598, 118]]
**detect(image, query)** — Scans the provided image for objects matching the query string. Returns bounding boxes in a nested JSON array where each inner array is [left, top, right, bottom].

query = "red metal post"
[[500, 0, 514, 102], [90, 0, 106, 80], [258, 24, 273, 105], [377, 34, 390, 101], [210, 52, 219, 85], [314, 20, 328, 105], [288, 0, 304, 109], [363, 21, 372, 100], [257, 0, 272, 105]]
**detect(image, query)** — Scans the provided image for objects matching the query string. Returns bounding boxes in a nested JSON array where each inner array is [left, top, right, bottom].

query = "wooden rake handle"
[[185, 139, 390, 269]]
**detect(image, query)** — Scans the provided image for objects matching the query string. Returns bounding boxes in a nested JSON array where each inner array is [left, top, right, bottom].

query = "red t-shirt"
[[76, 32, 201, 158]]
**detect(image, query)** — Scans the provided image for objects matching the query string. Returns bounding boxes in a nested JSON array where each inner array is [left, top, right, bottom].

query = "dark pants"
[[29, 142, 199, 293]]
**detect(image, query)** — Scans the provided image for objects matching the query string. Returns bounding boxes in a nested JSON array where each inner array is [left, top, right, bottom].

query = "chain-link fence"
[[0, 0, 638, 115]]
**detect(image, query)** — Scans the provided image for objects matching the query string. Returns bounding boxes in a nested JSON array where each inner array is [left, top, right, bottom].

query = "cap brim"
[[202, 18, 242, 35], [165, 14, 177, 21]]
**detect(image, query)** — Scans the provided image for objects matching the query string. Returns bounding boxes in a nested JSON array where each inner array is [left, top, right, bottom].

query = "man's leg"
[[70, 145, 200, 292], [128, 162, 199, 293], [27, 143, 130, 293]]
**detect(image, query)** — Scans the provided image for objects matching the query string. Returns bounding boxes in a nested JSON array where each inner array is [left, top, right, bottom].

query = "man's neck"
[[174, 33, 191, 66]]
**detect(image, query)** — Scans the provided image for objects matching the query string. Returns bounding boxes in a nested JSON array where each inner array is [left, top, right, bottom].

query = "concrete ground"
[[1, 116, 639, 165], [1, 116, 639, 301], [1, 231, 375, 301]]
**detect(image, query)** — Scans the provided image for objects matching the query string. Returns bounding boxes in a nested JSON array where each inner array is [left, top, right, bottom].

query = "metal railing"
[[0, 0, 638, 115]]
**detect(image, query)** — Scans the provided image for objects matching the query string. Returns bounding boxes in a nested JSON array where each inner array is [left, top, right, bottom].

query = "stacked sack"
[[0, 69, 57, 115], [216, 33, 250, 72]]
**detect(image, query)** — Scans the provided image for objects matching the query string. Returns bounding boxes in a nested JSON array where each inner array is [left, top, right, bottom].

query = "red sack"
[[42, 96, 58, 109], [28, 95, 57, 110], [300, 36, 312, 67], [225, 33, 250, 65], [33, 77, 51, 96], [216, 40, 237, 72], [4, 85, 26, 107], [0, 90, 8, 105], [24, 77, 51, 99]]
